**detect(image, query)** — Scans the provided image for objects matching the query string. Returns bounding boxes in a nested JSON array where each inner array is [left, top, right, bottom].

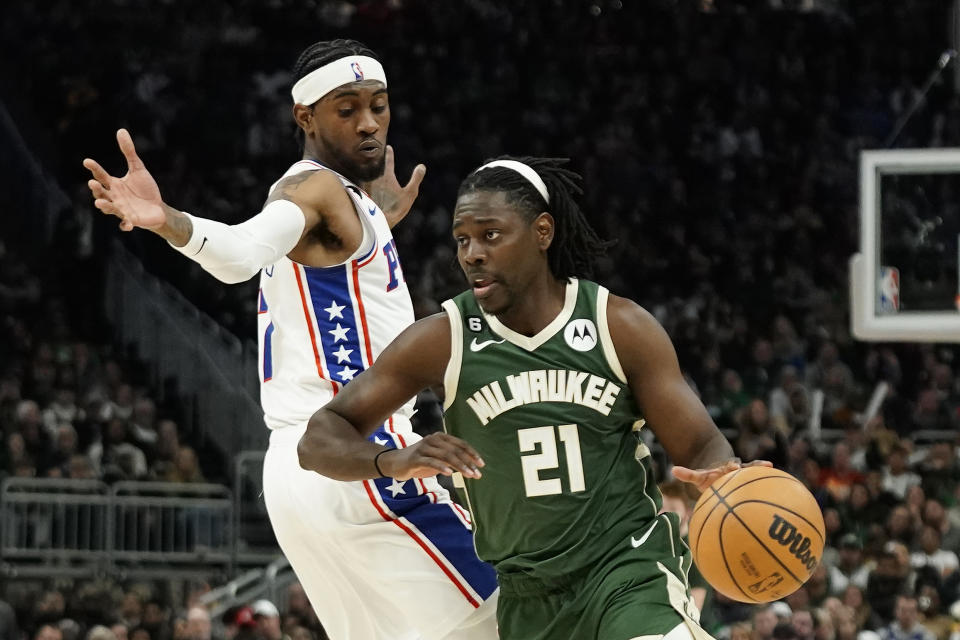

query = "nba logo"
[[350, 61, 364, 81], [878, 266, 900, 314]]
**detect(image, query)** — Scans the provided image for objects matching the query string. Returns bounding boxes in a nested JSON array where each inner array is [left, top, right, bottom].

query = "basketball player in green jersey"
[[298, 157, 770, 640]]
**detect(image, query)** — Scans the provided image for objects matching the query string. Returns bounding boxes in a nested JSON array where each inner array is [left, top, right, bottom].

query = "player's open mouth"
[[358, 141, 381, 156], [472, 277, 497, 298]]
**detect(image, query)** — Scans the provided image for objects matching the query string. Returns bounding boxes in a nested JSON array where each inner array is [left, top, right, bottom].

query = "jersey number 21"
[[518, 424, 585, 497]]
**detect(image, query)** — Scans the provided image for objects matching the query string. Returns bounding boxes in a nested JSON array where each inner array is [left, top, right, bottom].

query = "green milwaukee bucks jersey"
[[440, 279, 663, 580]]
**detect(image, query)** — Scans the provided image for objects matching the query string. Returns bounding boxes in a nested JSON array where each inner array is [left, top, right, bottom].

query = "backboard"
[[850, 148, 960, 343]]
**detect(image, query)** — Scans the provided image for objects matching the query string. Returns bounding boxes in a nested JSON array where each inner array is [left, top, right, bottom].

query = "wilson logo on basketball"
[[768, 515, 818, 571]]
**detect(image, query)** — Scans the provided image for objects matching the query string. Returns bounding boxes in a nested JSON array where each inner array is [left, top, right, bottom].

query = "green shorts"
[[495, 513, 715, 640]]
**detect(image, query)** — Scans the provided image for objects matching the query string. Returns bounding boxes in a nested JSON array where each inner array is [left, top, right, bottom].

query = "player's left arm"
[[606, 294, 768, 493], [362, 145, 426, 228]]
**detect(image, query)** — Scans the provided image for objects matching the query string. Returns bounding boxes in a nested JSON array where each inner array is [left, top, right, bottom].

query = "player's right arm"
[[297, 313, 485, 482], [83, 129, 421, 281], [606, 294, 770, 494]]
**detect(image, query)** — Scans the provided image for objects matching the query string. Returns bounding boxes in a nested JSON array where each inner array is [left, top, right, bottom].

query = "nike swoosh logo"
[[198, 237, 208, 253], [631, 520, 658, 548], [469, 338, 505, 352]]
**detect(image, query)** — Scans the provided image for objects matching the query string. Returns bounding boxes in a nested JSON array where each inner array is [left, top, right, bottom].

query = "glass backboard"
[[850, 149, 960, 342]]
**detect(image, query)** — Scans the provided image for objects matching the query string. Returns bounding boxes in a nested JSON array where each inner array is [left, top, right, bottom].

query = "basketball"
[[687, 466, 825, 603]]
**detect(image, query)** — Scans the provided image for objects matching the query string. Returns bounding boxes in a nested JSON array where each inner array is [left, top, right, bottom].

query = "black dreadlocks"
[[457, 156, 611, 281]]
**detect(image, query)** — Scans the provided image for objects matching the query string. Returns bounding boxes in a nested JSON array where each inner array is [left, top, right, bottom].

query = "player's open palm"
[[380, 432, 483, 481], [366, 145, 426, 228], [82, 129, 166, 231], [672, 459, 773, 493]]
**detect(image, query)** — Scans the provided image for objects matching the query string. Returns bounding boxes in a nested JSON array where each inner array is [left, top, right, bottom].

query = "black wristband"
[[373, 448, 394, 478]]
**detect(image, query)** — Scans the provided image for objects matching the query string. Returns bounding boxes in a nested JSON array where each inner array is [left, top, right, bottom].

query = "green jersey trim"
[[596, 286, 627, 383], [483, 278, 579, 351], [440, 300, 464, 411]]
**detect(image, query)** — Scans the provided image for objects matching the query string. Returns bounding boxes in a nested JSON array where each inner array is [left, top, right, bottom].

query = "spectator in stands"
[[832, 606, 857, 640], [35, 625, 63, 640], [878, 595, 935, 640], [911, 525, 960, 579], [820, 443, 865, 503], [118, 593, 142, 631], [33, 591, 65, 628], [60, 619, 82, 640], [150, 420, 180, 480], [923, 499, 960, 554], [89, 419, 148, 480], [769, 365, 809, 434], [792, 609, 816, 640], [743, 339, 777, 398], [732, 623, 754, 640], [164, 447, 204, 484], [906, 486, 928, 524], [110, 624, 128, 640], [87, 626, 118, 640], [883, 447, 922, 501], [754, 605, 779, 640], [814, 608, 836, 640], [867, 545, 912, 625], [66, 454, 97, 480], [139, 601, 169, 640], [128, 398, 158, 454], [736, 399, 789, 468], [717, 369, 751, 431], [806, 344, 854, 394], [915, 584, 952, 640], [251, 601, 281, 640], [43, 389, 82, 436], [842, 584, 880, 631], [918, 443, 960, 505], [829, 534, 873, 596], [49, 423, 79, 475], [912, 389, 953, 432], [806, 564, 832, 607], [183, 608, 209, 640]]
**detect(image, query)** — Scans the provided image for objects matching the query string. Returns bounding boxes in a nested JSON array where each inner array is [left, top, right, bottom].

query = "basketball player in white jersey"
[[82, 39, 498, 640]]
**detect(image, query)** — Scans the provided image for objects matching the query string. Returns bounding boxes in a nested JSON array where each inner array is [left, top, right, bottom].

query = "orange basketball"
[[687, 466, 825, 603]]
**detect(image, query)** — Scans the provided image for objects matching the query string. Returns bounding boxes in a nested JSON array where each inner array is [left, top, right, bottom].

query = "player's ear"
[[292, 103, 314, 134], [534, 212, 555, 251]]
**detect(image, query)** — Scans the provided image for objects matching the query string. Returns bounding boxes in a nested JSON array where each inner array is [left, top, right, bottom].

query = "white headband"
[[475, 160, 550, 204], [291, 55, 387, 105]]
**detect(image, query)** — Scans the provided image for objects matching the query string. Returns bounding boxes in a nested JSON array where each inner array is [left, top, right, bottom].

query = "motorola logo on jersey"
[[564, 319, 597, 352]]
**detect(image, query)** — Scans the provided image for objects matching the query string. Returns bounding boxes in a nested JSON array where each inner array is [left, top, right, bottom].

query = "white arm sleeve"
[[169, 199, 306, 284]]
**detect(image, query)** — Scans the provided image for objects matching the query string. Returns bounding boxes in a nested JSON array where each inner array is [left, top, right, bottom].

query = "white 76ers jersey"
[[257, 160, 416, 430]]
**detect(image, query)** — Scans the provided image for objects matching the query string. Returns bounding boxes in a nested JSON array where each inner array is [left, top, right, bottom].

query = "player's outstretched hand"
[[82, 129, 166, 232], [366, 145, 426, 228], [378, 432, 483, 481], [671, 459, 773, 493]]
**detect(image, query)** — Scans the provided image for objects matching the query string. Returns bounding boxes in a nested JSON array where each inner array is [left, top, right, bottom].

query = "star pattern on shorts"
[[337, 366, 358, 381], [329, 323, 350, 343], [324, 300, 346, 320], [332, 345, 353, 363], [387, 478, 407, 497], [373, 436, 388, 446]]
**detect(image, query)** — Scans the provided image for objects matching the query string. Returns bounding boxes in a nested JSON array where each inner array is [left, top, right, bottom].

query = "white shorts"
[[262, 417, 499, 640]]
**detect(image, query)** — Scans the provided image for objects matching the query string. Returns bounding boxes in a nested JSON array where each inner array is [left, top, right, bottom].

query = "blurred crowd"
[[0, 580, 328, 640], [2, 0, 960, 639], [0, 241, 222, 485]]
